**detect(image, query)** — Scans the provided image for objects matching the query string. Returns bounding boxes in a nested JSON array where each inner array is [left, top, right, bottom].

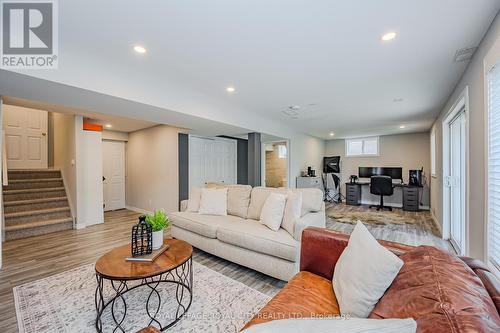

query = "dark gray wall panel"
[[178, 133, 189, 205], [248, 132, 261, 187]]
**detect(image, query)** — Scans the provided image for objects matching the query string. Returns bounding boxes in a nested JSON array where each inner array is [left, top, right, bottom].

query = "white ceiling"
[[5, 0, 500, 139], [3, 96, 157, 133]]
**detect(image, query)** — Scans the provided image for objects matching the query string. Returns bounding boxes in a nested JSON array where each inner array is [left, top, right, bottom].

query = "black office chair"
[[369, 175, 394, 211]]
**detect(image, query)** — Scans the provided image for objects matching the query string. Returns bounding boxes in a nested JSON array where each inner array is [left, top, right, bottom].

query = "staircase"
[[3, 170, 73, 240]]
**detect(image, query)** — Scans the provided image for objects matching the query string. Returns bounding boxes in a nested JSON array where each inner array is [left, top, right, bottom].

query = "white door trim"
[[261, 139, 291, 188], [442, 86, 470, 255]]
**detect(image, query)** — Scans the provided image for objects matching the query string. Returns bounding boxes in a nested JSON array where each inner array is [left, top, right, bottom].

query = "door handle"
[[42, 132, 46, 136]]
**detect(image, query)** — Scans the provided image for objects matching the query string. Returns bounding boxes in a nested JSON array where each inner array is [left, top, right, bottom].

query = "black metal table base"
[[95, 257, 193, 333]]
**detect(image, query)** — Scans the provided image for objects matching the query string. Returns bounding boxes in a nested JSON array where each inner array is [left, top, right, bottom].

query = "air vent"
[[454, 47, 477, 63]]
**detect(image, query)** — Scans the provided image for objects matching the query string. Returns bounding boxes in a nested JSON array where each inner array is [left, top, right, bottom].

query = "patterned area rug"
[[14, 262, 270, 333], [327, 205, 441, 237]]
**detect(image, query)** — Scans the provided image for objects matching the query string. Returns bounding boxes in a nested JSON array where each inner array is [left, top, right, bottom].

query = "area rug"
[[327, 206, 441, 237], [14, 262, 270, 333]]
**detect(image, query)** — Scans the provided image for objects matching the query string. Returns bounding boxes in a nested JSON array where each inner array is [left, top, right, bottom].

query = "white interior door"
[[449, 110, 466, 253], [3, 105, 48, 169], [102, 140, 126, 211], [189, 136, 236, 190]]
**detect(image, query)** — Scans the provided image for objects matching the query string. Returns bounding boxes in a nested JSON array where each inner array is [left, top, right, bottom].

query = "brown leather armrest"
[[300, 227, 414, 280], [136, 327, 161, 333]]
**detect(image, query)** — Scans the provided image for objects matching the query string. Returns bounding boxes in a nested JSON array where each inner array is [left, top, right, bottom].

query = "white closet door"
[[4, 105, 48, 169], [102, 140, 126, 211], [189, 136, 236, 190]]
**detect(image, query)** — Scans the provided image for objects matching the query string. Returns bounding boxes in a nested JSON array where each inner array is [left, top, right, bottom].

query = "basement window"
[[345, 137, 379, 157]]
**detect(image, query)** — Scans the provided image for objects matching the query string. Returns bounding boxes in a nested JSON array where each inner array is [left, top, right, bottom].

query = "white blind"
[[488, 62, 500, 272], [346, 137, 379, 156]]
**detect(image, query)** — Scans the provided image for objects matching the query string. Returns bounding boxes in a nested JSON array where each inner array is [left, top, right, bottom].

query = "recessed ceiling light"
[[381, 32, 397, 41], [105, 124, 112, 128], [399, 125, 406, 129], [226, 86, 235, 93], [329, 132, 335, 136], [133, 45, 147, 54]]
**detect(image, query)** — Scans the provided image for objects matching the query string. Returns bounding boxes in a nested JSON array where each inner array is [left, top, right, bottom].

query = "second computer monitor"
[[358, 167, 403, 181]]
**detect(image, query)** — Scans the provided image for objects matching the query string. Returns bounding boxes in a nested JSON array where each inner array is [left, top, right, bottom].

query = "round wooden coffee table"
[[94, 239, 193, 332]]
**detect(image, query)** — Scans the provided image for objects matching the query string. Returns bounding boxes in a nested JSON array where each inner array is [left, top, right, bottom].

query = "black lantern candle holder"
[[131, 215, 153, 257]]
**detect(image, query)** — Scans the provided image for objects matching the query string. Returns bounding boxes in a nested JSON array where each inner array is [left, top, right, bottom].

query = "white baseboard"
[[126, 205, 153, 215]]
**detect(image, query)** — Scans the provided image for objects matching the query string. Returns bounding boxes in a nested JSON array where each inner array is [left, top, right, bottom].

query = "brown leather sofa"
[[242, 227, 500, 332]]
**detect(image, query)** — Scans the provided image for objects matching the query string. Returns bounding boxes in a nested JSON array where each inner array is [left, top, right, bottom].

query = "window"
[[431, 130, 436, 176], [487, 61, 500, 274], [345, 137, 379, 156], [278, 144, 287, 159]]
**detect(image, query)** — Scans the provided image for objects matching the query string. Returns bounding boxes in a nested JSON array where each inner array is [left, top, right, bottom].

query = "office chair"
[[369, 175, 394, 211]]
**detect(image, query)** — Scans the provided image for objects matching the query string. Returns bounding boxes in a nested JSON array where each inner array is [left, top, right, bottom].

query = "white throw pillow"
[[260, 193, 287, 231], [186, 187, 202, 212], [333, 221, 404, 318], [198, 188, 228, 216], [282, 191, 302, 236]]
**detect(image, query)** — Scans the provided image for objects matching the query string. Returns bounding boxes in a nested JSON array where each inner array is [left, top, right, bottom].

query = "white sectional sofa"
[[169, 185, 325, 281]]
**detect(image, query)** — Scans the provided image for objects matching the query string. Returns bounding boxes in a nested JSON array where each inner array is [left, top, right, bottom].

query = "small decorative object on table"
[[131, 215, 152, 257], [145, 210, 171, 250]]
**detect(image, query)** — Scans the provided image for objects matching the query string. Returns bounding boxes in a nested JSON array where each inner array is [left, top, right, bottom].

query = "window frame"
[[345, 136, 379, 157]]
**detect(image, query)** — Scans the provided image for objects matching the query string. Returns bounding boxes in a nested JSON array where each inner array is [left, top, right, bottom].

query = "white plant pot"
[[152, 230, 164, 250]]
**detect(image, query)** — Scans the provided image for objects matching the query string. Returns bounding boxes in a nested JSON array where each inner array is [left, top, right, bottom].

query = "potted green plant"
[[145, 210, 170, 250]]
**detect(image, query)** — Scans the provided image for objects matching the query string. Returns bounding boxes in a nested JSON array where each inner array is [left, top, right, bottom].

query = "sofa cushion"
[[216, 218, 298, 261], [369, 246, 500, 333], [226, 185, 252, 218], [294, 188, 324, 216], [169, 212, 244, 239], [241, 271, 340, 330], [247, 187, 287, 220], [334, 221, 403, 318]]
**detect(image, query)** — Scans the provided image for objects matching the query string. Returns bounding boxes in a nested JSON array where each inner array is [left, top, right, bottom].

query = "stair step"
[[5, 217, 73, 242], [5, 206, 71, 226], [5, 217, 73, 231], [3, 197, 69, 214], [4, 196, 68, 207], [7, 169, 62, 180], [4, 206, 70, 219], [3, 178, 64, 190], [3, 187, 65, 195]]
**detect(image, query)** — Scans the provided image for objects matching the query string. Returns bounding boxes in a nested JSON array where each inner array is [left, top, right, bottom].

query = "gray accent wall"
[[248, 132, 261, 187], [178, 133, 189, 203]]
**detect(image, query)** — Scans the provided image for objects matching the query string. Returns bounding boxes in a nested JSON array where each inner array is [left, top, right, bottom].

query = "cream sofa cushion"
[[186, 187, 202, 212], [294, 188, 324, 216], [217, 218, 298, 262], [226, 185, 252, 218], [260, 193, 287, 231], [247, 187, 287, 220], [282, 191, 302, 236], [169, 211, 244, 239], [199, 188, 228, 215]]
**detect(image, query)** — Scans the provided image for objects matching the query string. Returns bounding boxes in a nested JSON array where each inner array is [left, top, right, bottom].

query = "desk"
[[345, 182, 421, 211]]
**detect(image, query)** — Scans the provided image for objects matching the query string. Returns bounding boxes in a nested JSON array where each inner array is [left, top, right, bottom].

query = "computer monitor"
[[358, 167, 403, 180], [323, 156, 340, 173]]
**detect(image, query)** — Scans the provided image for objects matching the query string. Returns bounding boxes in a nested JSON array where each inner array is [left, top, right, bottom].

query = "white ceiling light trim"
[[133, 45, 147, 54], [381, 32, 397, 41]]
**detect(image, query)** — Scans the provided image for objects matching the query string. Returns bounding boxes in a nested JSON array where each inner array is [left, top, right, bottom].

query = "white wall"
[[290, 134, 325, 187], [52, 113, 77, 220], [430, 13, 500, 260], [126, 125, 185, 213], [325, 132, 431, 207]]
